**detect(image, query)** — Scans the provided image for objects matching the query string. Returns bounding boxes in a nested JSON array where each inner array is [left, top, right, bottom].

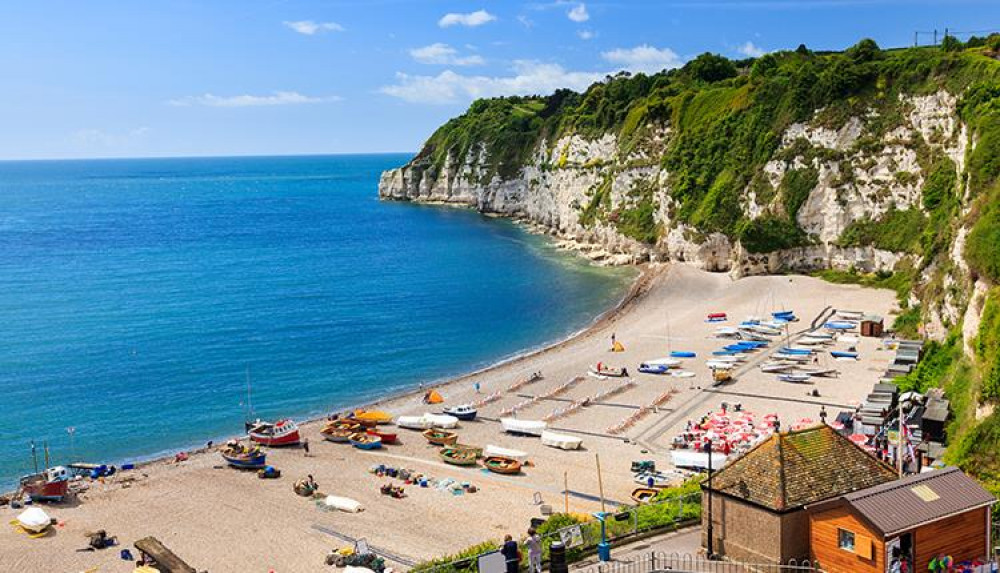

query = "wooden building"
[[807, 467, 996, 573], [701, 425, 898, 564]]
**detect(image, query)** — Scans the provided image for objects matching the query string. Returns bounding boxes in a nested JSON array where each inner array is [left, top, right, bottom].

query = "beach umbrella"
[[848, 434, 868, 446]]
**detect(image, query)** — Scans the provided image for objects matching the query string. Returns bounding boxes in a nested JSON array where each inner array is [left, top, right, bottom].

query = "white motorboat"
[[500, 417, 546, 436], [541, 430, 583, 450]]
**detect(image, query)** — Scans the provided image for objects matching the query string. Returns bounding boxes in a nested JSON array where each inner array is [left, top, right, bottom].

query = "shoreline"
[[6, 262, 654, 494]]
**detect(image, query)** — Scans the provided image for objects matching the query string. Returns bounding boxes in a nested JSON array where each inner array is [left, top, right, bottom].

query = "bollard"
[[549, 541, 568, 573]]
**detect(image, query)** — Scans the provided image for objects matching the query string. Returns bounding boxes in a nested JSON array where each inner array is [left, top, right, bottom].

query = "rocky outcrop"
[[379, 91, 969, 282]]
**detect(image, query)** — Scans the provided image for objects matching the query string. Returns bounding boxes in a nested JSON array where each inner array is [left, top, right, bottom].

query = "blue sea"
[[0, 154, 634, 486]]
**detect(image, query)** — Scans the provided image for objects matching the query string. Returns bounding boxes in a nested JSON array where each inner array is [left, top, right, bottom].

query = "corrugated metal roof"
[[840, 467, 996, 536]]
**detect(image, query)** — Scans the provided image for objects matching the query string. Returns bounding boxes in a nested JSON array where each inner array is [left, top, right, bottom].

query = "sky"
[[1, 0, 998, 160]]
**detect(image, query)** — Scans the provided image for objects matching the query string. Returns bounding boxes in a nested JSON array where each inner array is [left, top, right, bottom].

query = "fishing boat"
[[589, 364, 628, 377], [422, 428, 458, 446], [320, 426, 355, 443], [349, 433, 383, 450], [365, 428, 398, 444], [14, 507, 52, 535], [396, 415, 435, 430], [638, 363, 671, 374], [540, 430, 583, 450], [18, 466, 70, 503], [831, 350, 859, 359], [631, 487, 659, 504], [483, 456, 522, 475], [440, 447, 478, 466], [669, 351, 696, 358], [760, 362, 795, 373], [500, 417, 547, 436], [242, 368, 301, 446], [484, 445, 529, 462], [220, 444, 267, 469], [800, 368, 839, 378], [443, 404, 478, 421], [778, 373, 812, 383], [352, 410, 394, 425]]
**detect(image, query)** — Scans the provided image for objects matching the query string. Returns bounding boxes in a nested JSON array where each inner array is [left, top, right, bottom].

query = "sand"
[[0, 264, 898, 572]]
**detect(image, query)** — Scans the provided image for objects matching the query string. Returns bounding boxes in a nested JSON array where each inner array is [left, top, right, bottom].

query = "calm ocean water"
[[0, 154, 634, 485]]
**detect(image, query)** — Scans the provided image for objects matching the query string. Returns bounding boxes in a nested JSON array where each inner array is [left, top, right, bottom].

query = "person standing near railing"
[[501, 534, 520, 573], [526, 528, 542, 573]]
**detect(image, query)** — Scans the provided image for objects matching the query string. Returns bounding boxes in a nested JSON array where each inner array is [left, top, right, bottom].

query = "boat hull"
[[20, 479, 69, 502], [366, 429, 397, 444], [483, 456, 522, 475], [349, 434, 383, 450], [222, 452, 267, 469]]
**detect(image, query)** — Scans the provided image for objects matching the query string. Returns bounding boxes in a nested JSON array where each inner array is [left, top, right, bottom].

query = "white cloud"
[[168, 91, 341, 107], [737, 41, 767, 57], [567, 3, 589, 22], [410, 43, 485, 66], [601, 44, 683, 74], [283, 20, 345, 35], [577, 29, 595, 40], [379, 61, 604, 104], [438, 9, 496, 28]]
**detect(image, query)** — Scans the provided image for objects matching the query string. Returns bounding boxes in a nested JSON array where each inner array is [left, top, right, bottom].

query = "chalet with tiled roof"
[[701, 424, 898, 564]]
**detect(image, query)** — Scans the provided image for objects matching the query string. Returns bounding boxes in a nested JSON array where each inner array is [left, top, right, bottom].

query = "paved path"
[[570, 526, 702, 570]]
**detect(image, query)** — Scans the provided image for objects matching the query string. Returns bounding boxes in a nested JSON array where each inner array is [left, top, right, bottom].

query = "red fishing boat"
[[246, 418, 301, 446], [19, 466, 70, 502], [366, 428, 398, 444]]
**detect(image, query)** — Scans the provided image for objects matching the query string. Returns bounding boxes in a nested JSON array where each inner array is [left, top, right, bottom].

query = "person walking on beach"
[[302, 438, 310, 457], [526, 528, 542, 573], [501, 534, 520, 573], [475, 382, 481, 394]]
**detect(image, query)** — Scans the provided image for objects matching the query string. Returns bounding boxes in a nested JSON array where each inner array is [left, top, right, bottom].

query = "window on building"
[[838, 529, 856, 552]]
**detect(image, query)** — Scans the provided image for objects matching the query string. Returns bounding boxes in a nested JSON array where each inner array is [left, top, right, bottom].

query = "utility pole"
[[705, 439, 715, 558]]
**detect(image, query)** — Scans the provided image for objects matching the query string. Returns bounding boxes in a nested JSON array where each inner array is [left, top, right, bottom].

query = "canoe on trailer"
[[500, 417, 546, 436], [541, 430, 582, 450], [483, 456, 522, 475], [631, 488, 660, 504], [440, 447, 478, 466], [423, 428, 458, 446]]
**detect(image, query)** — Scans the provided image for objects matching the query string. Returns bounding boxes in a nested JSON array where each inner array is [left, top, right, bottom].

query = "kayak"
[[670, 351, 696, 358]]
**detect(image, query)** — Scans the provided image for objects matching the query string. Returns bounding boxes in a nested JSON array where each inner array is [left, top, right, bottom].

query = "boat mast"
[[44, 442, 50, 469]]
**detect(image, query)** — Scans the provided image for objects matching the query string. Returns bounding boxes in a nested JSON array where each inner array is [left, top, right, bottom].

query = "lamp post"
[[705, 438, 715, 559]]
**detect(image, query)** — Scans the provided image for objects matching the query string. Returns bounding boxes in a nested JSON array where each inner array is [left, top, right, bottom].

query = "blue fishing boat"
[[349, 433, 383, 450], [779, 347, 812, 355], [443, 404, 478, 421], [830, 350, 859, 359], [221, 445, 267, 469], [670, 351, 696, 358]]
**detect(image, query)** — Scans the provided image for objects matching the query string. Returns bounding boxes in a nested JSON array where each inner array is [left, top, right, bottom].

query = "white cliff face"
[[379, 90, 970, 289]]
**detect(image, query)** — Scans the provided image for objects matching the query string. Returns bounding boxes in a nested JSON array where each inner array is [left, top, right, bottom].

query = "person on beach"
[[475, 382, 481, 394], [302, 438, 310, 456], [501, 534, 520, 573], [526, 528, 542, 573], [610, 332, 616, 349]]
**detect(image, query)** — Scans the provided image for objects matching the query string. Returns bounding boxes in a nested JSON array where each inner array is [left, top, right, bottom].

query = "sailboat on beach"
[[243, 367, 301, 447]]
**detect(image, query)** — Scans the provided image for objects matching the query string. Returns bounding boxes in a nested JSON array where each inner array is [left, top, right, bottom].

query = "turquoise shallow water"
[[0, 154, 634, 486]]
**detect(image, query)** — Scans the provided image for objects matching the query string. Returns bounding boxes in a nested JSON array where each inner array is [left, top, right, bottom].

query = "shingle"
[[839, 467, 996, 536], [705, 425, 898, 512]]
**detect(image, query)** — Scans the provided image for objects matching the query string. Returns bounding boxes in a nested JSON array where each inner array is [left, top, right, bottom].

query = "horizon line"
[[0, 150, 417, 164]]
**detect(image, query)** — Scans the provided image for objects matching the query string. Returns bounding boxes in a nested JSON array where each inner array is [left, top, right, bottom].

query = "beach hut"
[[807, 468, 996, 573]]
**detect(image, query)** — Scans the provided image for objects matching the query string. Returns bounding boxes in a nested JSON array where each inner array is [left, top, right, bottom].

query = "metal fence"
[[577, 551, 824, 573], [416, 492, 702, 572]]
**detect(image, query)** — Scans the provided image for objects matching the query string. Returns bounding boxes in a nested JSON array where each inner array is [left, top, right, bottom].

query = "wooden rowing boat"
[[349, 433, 383, 450], [631, 487, 659, 504], [320, 426, 355, 443], [365, 428, 398, 444], [483, 456, 522, 475], [423, 429, 458, 446], [352, 410, 394, 425], [440, 447, 478, 466]]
